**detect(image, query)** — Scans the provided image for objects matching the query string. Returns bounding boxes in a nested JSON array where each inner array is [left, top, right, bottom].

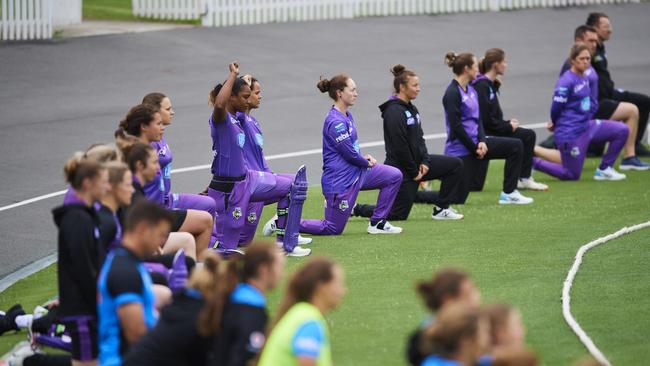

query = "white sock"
[[0, 311, 5, 317], [14, 314, 33, 329]]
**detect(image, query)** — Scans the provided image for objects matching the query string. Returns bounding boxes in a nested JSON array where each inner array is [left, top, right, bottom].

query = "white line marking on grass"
[[0, 122, 548, 211], [562, 220, 650, 366]]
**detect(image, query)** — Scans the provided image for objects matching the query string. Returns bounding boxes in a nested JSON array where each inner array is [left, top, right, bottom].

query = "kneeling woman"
[[533, 43, 629, 181], [442, 52, 533, 205], [299, 74, 403, 235]]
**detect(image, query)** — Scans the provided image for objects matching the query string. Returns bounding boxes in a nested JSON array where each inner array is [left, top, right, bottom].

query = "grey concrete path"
[[1, 3, 649, 279], [56, 20, 195, 38]]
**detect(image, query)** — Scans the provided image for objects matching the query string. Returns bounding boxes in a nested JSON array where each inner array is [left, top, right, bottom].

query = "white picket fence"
[[132, 0, 206, 20], [1, 0, 52, 40]]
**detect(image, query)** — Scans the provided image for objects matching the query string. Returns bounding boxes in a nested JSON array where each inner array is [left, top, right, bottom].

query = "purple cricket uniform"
[[147, 137, 217, 216], [207, 112, 293, 251], [533, 70, 629, 180], [236, 112, 295, 245], [299, 107, 401, 235], [443, 81, 482, 158]]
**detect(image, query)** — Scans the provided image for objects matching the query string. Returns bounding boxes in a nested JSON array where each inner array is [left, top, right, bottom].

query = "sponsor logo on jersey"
[[580, 97, 591, 111], [570, 146, 581, 158], [335, 132, 351, 143], [237, 133, 246, 148], [574, 81, 587, 93], [406, 117, 416, 125], [553, 96, 568, 103], [338, 200, 349, 211], [353, 140, 360, 153], [255, 133, 264, 147], [248, 331, 266, 351], [334, 122, 347, 133], [594, 55, 603, 63], [461, 95, 469, 103], [158, 145, 168, 157], [232, 207, 242, 219], [405, 110, 412, 118], [247, 212, 257, 223], [557, 87, 568, 95]]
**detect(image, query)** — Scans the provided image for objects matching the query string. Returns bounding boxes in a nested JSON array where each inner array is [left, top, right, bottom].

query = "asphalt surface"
[[1, 3, 649, 279]]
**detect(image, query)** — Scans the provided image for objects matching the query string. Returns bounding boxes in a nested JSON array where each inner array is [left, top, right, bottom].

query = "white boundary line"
[[0, 122, 548, 290], [562, 220, 650, 366]]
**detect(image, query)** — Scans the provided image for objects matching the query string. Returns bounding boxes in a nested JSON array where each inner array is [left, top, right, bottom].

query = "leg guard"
[[282, 165, 308, 252], [167, 249, 188, 293]]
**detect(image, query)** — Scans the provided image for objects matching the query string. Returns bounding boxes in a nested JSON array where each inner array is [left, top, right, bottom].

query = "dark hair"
[[390, 64, 417, 94], [420, 304, 483, 358], [445, 52, 475, 76], [273, 257, 337, 326], [250, 77, 259, 88], [124, 200, 173, 233], [63, 153, 105, 190], [569, 43, 591, 61], [586, 12, 608, 27], [208, 78, 250, 106], [478, 48, 505, 74], [142, 92, 167, 112], [574, 25, 597, 41], [417, 268, 471, 312], [123, 142, 155, 173], [190, 251, 229, 336], [316, 74, 350, 101], [115, 104, 158, 140]]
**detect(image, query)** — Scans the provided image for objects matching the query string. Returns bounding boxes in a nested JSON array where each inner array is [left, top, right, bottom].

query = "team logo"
[[406, 117, 416, 125], [232, 207, 242, 219], [334, 122, 347, 133], [237, 133, 246, 148], [248, 331, 266, 351], [247, 212, 257, 223], [339, 200, 349, 211], [405, 110, 412, 118], [158, 145, 168, 157], [570, 146, 581, 158], [580, 97, 591, 112]]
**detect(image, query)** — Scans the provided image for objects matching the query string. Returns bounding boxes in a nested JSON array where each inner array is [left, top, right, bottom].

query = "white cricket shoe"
[[367, 220, 402, 234], [498, 190, 534, 205], [432, 207, 464, 220], [262, 215, 277, 236], [517, 177, 548, 191], [594, 166, 626, 181], [276, 242, 311, 257], [297, 235, 312, 245]]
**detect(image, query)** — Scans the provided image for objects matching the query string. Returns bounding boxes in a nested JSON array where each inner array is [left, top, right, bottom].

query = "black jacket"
[[52, 203, 102, 317], [472, 76, 513, 136], [381, 97, 430, 179], [210, 300, 268, 366], [123, 290, 213, 366], [592, 42, 615, 100]]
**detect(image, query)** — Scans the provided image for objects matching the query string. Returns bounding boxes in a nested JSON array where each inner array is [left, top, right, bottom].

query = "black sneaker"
[[539, 134, 556, 149], [0, 304, 25, 335]]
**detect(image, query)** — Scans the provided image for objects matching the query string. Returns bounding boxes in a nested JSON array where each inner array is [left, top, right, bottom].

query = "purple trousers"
[[239, 173, 295, 245], [299, 164, 402, 235], [209, 170, 291, 250], [167, 192, 219, 245], [533, 119, 629, 180]]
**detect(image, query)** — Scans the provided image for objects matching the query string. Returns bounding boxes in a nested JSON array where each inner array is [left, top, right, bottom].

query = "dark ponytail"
[[444, 51, 475, 76], [208, 78, 250, 106], [317, 74, 350, 101], [64, 152, 104, 190], [142, 92, 167, 112], [115, 104, 158, 140], [416, 268, 471, 312], [390, 64, 417, 94]]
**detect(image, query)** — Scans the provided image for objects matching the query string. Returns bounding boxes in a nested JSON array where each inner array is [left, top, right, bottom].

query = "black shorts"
[[594, 99, 619, 120], [61, 315, 98, 361], [170, 209, 187, 232]]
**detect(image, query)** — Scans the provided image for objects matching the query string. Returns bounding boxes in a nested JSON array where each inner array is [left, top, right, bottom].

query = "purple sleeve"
[[326, 122, 369, 168], [550, 77, 570, 123]]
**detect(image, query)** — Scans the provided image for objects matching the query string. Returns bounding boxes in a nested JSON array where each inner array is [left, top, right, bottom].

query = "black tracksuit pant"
[[452, 136, 523, 204], [354, 154, 463, 220]]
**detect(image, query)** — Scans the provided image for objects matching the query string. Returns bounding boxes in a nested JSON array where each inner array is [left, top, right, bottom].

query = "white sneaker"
[[262, 215, 278, 236], [276, 242, 311, 257], [297, 235, 312, 245], [517, 177, 548, 191], [594, 166, 626, 181], [1, 341, 37, 366], [498, 190, 534, 205], [432, 207, 464, 220], [367, 220, 402, 234]]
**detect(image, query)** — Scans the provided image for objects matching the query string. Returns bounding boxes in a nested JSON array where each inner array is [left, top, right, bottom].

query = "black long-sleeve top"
[[52, 203, 102, 317], [592, 42, 615, 100], [472, 76, 513, 136], [381, 97, 431, 179]]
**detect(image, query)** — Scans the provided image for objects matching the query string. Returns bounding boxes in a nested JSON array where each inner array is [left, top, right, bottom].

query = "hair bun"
[[391, 64, 406, 76], [316, 76, 331, 93], [444, 52, 458, 67], [202, 251, 221, 273]]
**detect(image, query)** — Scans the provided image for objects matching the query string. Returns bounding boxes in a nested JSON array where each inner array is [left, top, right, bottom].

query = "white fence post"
[[1, 0, 52, 41]]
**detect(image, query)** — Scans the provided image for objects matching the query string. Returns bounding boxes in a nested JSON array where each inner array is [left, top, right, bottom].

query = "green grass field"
[[83, 0, 200, 24], [2, 158, 649, 365]]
